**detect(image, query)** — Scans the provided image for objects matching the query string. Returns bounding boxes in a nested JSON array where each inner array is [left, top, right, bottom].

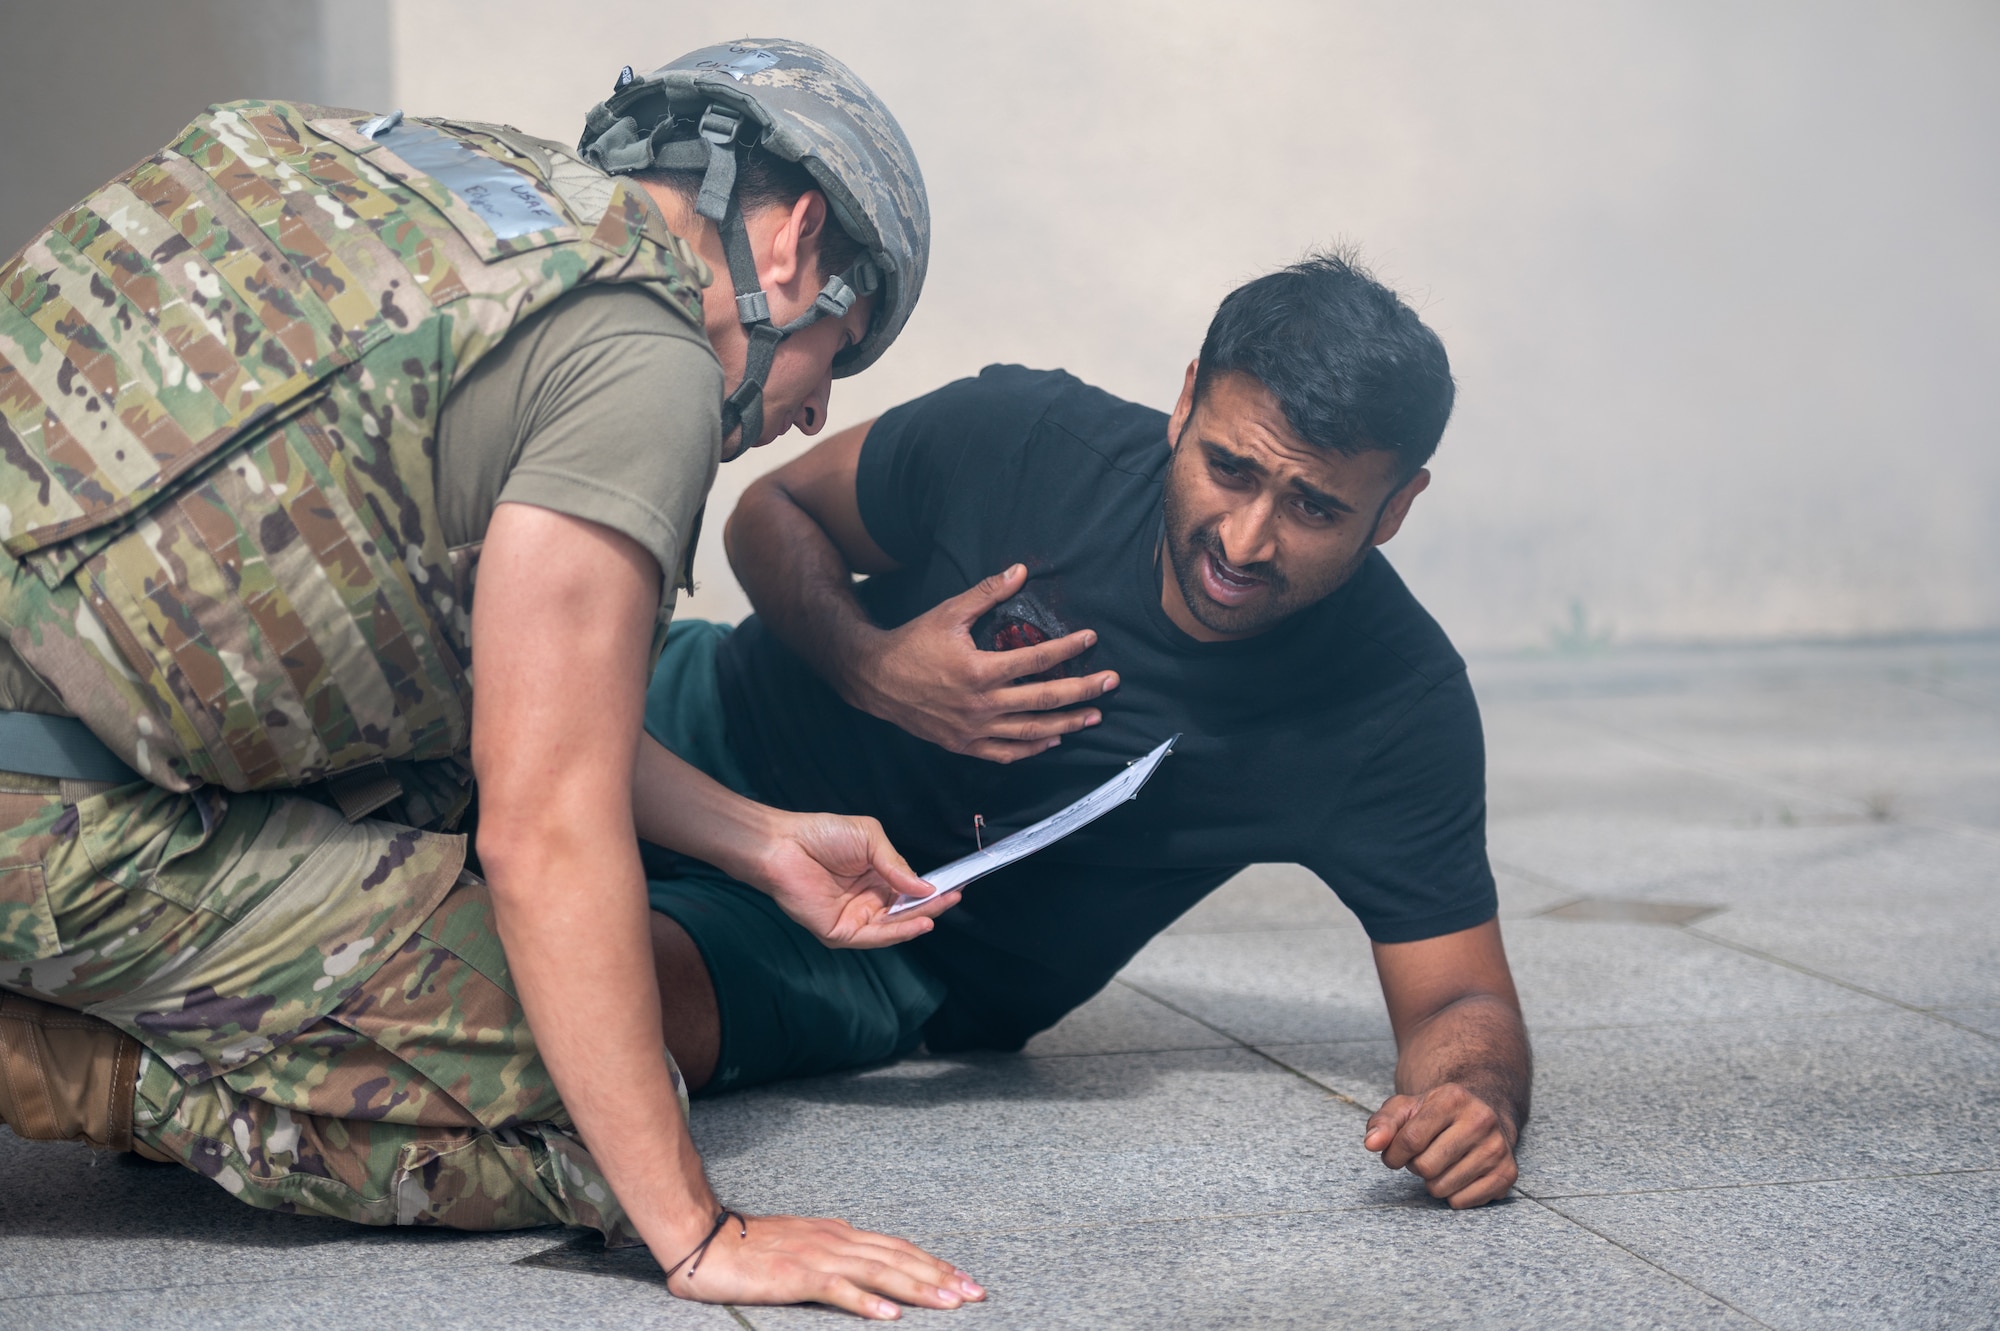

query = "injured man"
[[641, 251, 1530, 1209]]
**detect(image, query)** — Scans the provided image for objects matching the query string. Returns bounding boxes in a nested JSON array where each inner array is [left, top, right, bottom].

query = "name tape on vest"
[[375, 121, 565, 240]]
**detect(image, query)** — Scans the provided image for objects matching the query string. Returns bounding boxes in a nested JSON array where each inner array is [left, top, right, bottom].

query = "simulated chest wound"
[[973, 587, 1085, 683]]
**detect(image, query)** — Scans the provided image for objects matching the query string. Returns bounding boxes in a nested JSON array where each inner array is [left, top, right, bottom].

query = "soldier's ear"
[[759, 190, 827, 292]]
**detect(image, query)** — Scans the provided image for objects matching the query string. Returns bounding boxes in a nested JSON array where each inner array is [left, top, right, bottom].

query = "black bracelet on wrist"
[[662, 1208, 747, 1285]]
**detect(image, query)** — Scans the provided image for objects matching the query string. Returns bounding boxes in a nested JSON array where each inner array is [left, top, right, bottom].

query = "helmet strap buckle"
[[811, 275, 856, 321], [694, 104, 743, 224], [697, 106, 743, 147]]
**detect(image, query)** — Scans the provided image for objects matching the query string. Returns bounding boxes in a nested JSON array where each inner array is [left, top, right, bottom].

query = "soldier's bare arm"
[[1363, 919, 1531, 1209], [727, 423, 1117, 763], [471, 503, 980, 1317], [631, 733, 957, 948], [472, 503, 711, 1256]]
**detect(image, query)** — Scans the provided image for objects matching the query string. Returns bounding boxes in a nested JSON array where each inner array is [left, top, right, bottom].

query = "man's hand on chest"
[[847, 563, 1120, 764]]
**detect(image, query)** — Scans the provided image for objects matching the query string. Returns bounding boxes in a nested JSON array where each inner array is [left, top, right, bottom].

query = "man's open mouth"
[[1200, 549, 1267, 607]]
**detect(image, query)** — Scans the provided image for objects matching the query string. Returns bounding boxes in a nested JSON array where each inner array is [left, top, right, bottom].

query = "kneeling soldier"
[[0, 39, 984, 1319]]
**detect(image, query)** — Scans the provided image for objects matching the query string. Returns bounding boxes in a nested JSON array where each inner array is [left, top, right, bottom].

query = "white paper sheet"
[[887, 734, 1179, 915]]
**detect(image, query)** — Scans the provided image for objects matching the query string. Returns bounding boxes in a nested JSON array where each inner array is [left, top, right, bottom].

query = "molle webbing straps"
[[0, 100, 702, 794]]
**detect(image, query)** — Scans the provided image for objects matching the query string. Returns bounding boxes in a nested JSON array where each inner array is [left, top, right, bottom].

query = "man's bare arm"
[[1364, 918, 1531, 1208], [725, 419, 898, 692], [726, 422, 1118, 763]]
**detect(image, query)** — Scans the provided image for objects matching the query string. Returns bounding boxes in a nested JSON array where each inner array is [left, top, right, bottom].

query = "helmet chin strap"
[[682, 106, 876, 448], [709, 196, 863, 447]]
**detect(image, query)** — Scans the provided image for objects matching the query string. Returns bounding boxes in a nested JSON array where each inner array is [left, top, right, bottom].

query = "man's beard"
[[1161, 469, 1373, 638]]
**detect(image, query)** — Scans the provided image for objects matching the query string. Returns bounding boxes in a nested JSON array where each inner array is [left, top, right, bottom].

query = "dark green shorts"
[[641, 621, 946, 1095]]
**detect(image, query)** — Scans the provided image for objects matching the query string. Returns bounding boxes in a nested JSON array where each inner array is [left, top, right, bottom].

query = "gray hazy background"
[[3, 0, 1993, 651]]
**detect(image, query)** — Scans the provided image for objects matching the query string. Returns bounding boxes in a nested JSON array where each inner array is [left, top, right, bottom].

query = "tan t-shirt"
[[435, 283, 722, 593], [0, 283, 721, 716]]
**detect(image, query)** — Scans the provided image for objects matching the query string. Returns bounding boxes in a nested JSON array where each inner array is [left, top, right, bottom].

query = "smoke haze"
[[6, 1, 1993, 648]]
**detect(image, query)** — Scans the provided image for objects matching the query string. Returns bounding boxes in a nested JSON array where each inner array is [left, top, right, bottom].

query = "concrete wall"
[[6, 2, 1993, 650], [391, 0, 2000, 651], [0, 0, 392, 260]]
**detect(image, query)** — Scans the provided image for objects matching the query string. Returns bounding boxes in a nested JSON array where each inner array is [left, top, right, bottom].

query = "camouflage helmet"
[[579, 39, 929, 443]]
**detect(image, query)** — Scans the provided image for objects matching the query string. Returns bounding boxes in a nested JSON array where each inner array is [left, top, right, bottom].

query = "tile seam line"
[[1250, 1008, 1903, 1046], [1020, 1043, 1239, 1060], [1537, 705, 2000, 850], [914, 1199, 1477, 1242], [1525, 703, 1856, 817], [1522, 1194, 1780, 1330], [1891, 676, 2000, 720], [1117, 882, 1964, 1325], [1680, 925, 2000, 1045], [1491, 856, 1995, 1043], [1112, 977, 1372, 1112], [1521, 1163, 2000, 1202]]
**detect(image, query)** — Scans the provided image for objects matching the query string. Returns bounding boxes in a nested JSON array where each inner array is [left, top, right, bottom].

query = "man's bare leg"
[[649, 912, 720, 1091]]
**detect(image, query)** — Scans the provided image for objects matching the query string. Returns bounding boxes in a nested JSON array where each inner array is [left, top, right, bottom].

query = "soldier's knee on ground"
[[0, 991, 164, 1159], [133, 1054, 640, 1244]]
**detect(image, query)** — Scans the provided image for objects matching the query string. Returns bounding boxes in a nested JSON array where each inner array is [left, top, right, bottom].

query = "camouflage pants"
[[0, 770, 681, 1243]]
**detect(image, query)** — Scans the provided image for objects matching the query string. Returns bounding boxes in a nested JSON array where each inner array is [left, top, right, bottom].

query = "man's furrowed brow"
[[1290, 477, 1356, 514], [1204, 438, 1357, 513], [1202, 439, 1268, 476]]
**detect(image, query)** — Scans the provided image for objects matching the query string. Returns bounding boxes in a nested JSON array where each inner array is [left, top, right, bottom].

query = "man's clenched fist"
[[1364, 1083, 1519, 1208]]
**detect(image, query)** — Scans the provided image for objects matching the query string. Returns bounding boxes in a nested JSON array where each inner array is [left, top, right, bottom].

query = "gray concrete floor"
[[4, 634, 1996, 1329]]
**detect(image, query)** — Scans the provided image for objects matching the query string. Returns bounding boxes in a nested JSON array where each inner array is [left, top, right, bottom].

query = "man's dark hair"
[[1193, 251, 1455, 477], [636, 148, 867, 282]]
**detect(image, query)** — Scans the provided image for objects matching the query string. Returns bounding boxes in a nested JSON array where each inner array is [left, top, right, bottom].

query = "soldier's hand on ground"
[[1364, 1084, 1520, 1209], [664, 1213, 984, 1318], [846, 564, 1118, 763], [753, 811, 958, 948]]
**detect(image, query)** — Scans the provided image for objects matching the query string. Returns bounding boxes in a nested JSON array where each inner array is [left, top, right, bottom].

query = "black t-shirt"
[[716, 365, 1496, 1052]]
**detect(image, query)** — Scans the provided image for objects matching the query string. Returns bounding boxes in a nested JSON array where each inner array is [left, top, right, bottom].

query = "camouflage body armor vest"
[[0, 101, 707, 795]]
